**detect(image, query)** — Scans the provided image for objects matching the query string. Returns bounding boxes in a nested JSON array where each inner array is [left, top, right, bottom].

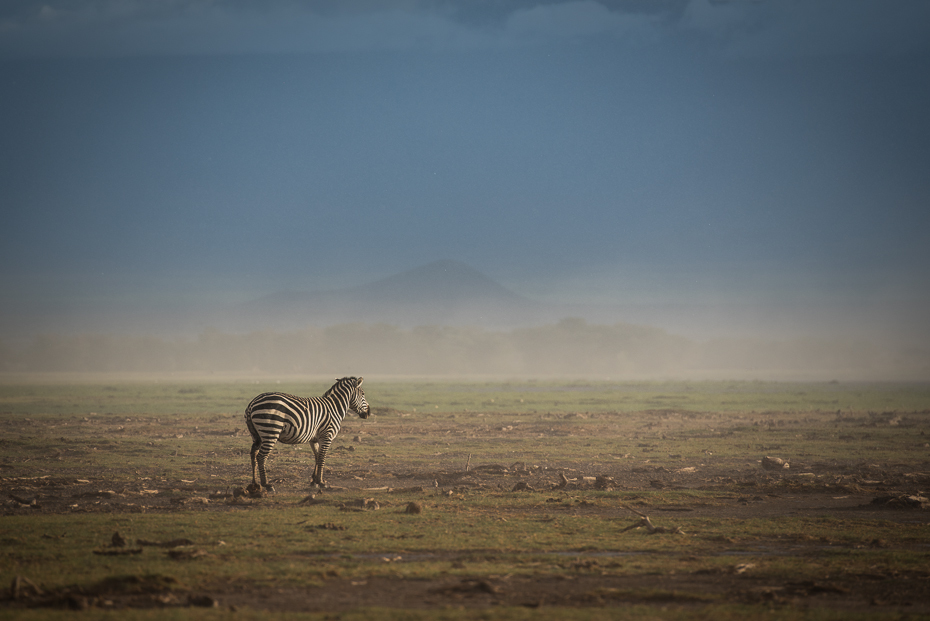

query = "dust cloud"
[[1, 317, 927, 381], [1, 261, 927, 381]]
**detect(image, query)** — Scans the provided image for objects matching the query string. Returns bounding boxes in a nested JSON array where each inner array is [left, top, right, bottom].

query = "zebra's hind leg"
[[249, 441, 260, 487], [253, 441, 277, 493], [246, 417, 276, 493]]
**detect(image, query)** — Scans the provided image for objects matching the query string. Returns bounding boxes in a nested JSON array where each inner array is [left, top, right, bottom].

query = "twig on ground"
[[618, 504, 686, 535]]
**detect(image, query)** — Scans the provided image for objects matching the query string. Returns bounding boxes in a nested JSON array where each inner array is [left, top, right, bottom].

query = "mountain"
[[228, 260, 549, 330]]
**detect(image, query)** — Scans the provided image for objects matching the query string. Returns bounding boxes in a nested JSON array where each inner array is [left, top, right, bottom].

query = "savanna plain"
[[1, 378, 929, 620]]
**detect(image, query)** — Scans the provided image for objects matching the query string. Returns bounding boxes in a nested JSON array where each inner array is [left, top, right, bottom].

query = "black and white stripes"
[[245, 376, 370, 491]]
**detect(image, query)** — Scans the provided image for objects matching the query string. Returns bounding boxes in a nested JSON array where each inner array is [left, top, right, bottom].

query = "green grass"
[[372, 379, 930, 414], [3, 497, 928, 585], [3, 378, 928, 418]]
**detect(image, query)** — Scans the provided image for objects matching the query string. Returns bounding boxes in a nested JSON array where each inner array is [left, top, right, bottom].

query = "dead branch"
[[618, 504, 686, 535], [10, 576, 43, 600]]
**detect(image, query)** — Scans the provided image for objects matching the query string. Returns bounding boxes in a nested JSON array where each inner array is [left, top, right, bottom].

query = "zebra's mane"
[[322, 377, 356, 400]]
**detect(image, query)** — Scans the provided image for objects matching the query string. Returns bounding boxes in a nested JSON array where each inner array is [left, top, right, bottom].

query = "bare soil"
[[5, 463, 929, 615], [3, 411, 929, 616]]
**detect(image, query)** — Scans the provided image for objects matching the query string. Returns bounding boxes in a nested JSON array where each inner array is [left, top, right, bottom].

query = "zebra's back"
[[246, 392, 328, 445]]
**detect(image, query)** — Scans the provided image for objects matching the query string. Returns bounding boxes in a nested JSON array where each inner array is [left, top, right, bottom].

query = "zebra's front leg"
[[311, 438, 333, 489]]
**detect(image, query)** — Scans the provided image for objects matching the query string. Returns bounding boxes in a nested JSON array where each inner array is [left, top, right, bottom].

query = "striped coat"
[[245, 376, 370, 491]]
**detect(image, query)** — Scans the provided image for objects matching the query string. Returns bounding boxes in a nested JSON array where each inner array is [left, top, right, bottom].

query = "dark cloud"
[[2, 1, 928, 58], [679, 0, 930, 58]]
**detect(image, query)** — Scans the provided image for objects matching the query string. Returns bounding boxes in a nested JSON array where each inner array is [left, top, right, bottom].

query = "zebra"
[[245, 376, 370, 492]]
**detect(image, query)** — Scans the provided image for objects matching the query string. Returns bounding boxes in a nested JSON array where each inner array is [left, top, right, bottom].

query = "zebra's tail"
[[244, 407, 261, 444]]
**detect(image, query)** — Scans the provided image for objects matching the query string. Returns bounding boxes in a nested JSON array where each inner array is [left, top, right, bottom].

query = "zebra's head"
[[348, 376, 371, 419]]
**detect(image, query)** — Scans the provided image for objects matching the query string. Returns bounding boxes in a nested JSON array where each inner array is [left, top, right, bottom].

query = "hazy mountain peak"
[[233, 260, 539, 330], [355, 259, 526, 304]]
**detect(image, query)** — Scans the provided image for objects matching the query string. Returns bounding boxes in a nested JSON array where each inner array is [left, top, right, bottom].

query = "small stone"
[[761, 456, 789, 470]]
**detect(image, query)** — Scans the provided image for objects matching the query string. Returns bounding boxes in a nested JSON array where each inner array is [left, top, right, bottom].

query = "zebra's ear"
[[357, 377, 364, 386]]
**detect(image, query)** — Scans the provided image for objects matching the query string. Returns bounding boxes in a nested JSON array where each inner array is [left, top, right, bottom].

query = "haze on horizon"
[[1, 0, 929, 375]]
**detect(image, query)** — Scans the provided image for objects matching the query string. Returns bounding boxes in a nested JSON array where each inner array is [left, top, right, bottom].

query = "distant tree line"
[[0, 318, 925, 379]]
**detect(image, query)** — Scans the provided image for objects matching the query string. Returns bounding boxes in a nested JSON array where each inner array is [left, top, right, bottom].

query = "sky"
[[1, 0, 929, 347]]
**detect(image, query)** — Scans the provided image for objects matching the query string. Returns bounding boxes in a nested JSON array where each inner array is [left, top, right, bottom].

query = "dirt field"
[[4, 467, 929, 616], [2, 384, 929, 618]]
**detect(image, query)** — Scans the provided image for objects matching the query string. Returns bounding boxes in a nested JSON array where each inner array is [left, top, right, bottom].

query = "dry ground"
[[3, 403, 929, 617]]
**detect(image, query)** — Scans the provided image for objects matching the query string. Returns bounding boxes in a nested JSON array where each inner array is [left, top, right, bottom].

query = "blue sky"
[[1, 1, 929, 344]]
